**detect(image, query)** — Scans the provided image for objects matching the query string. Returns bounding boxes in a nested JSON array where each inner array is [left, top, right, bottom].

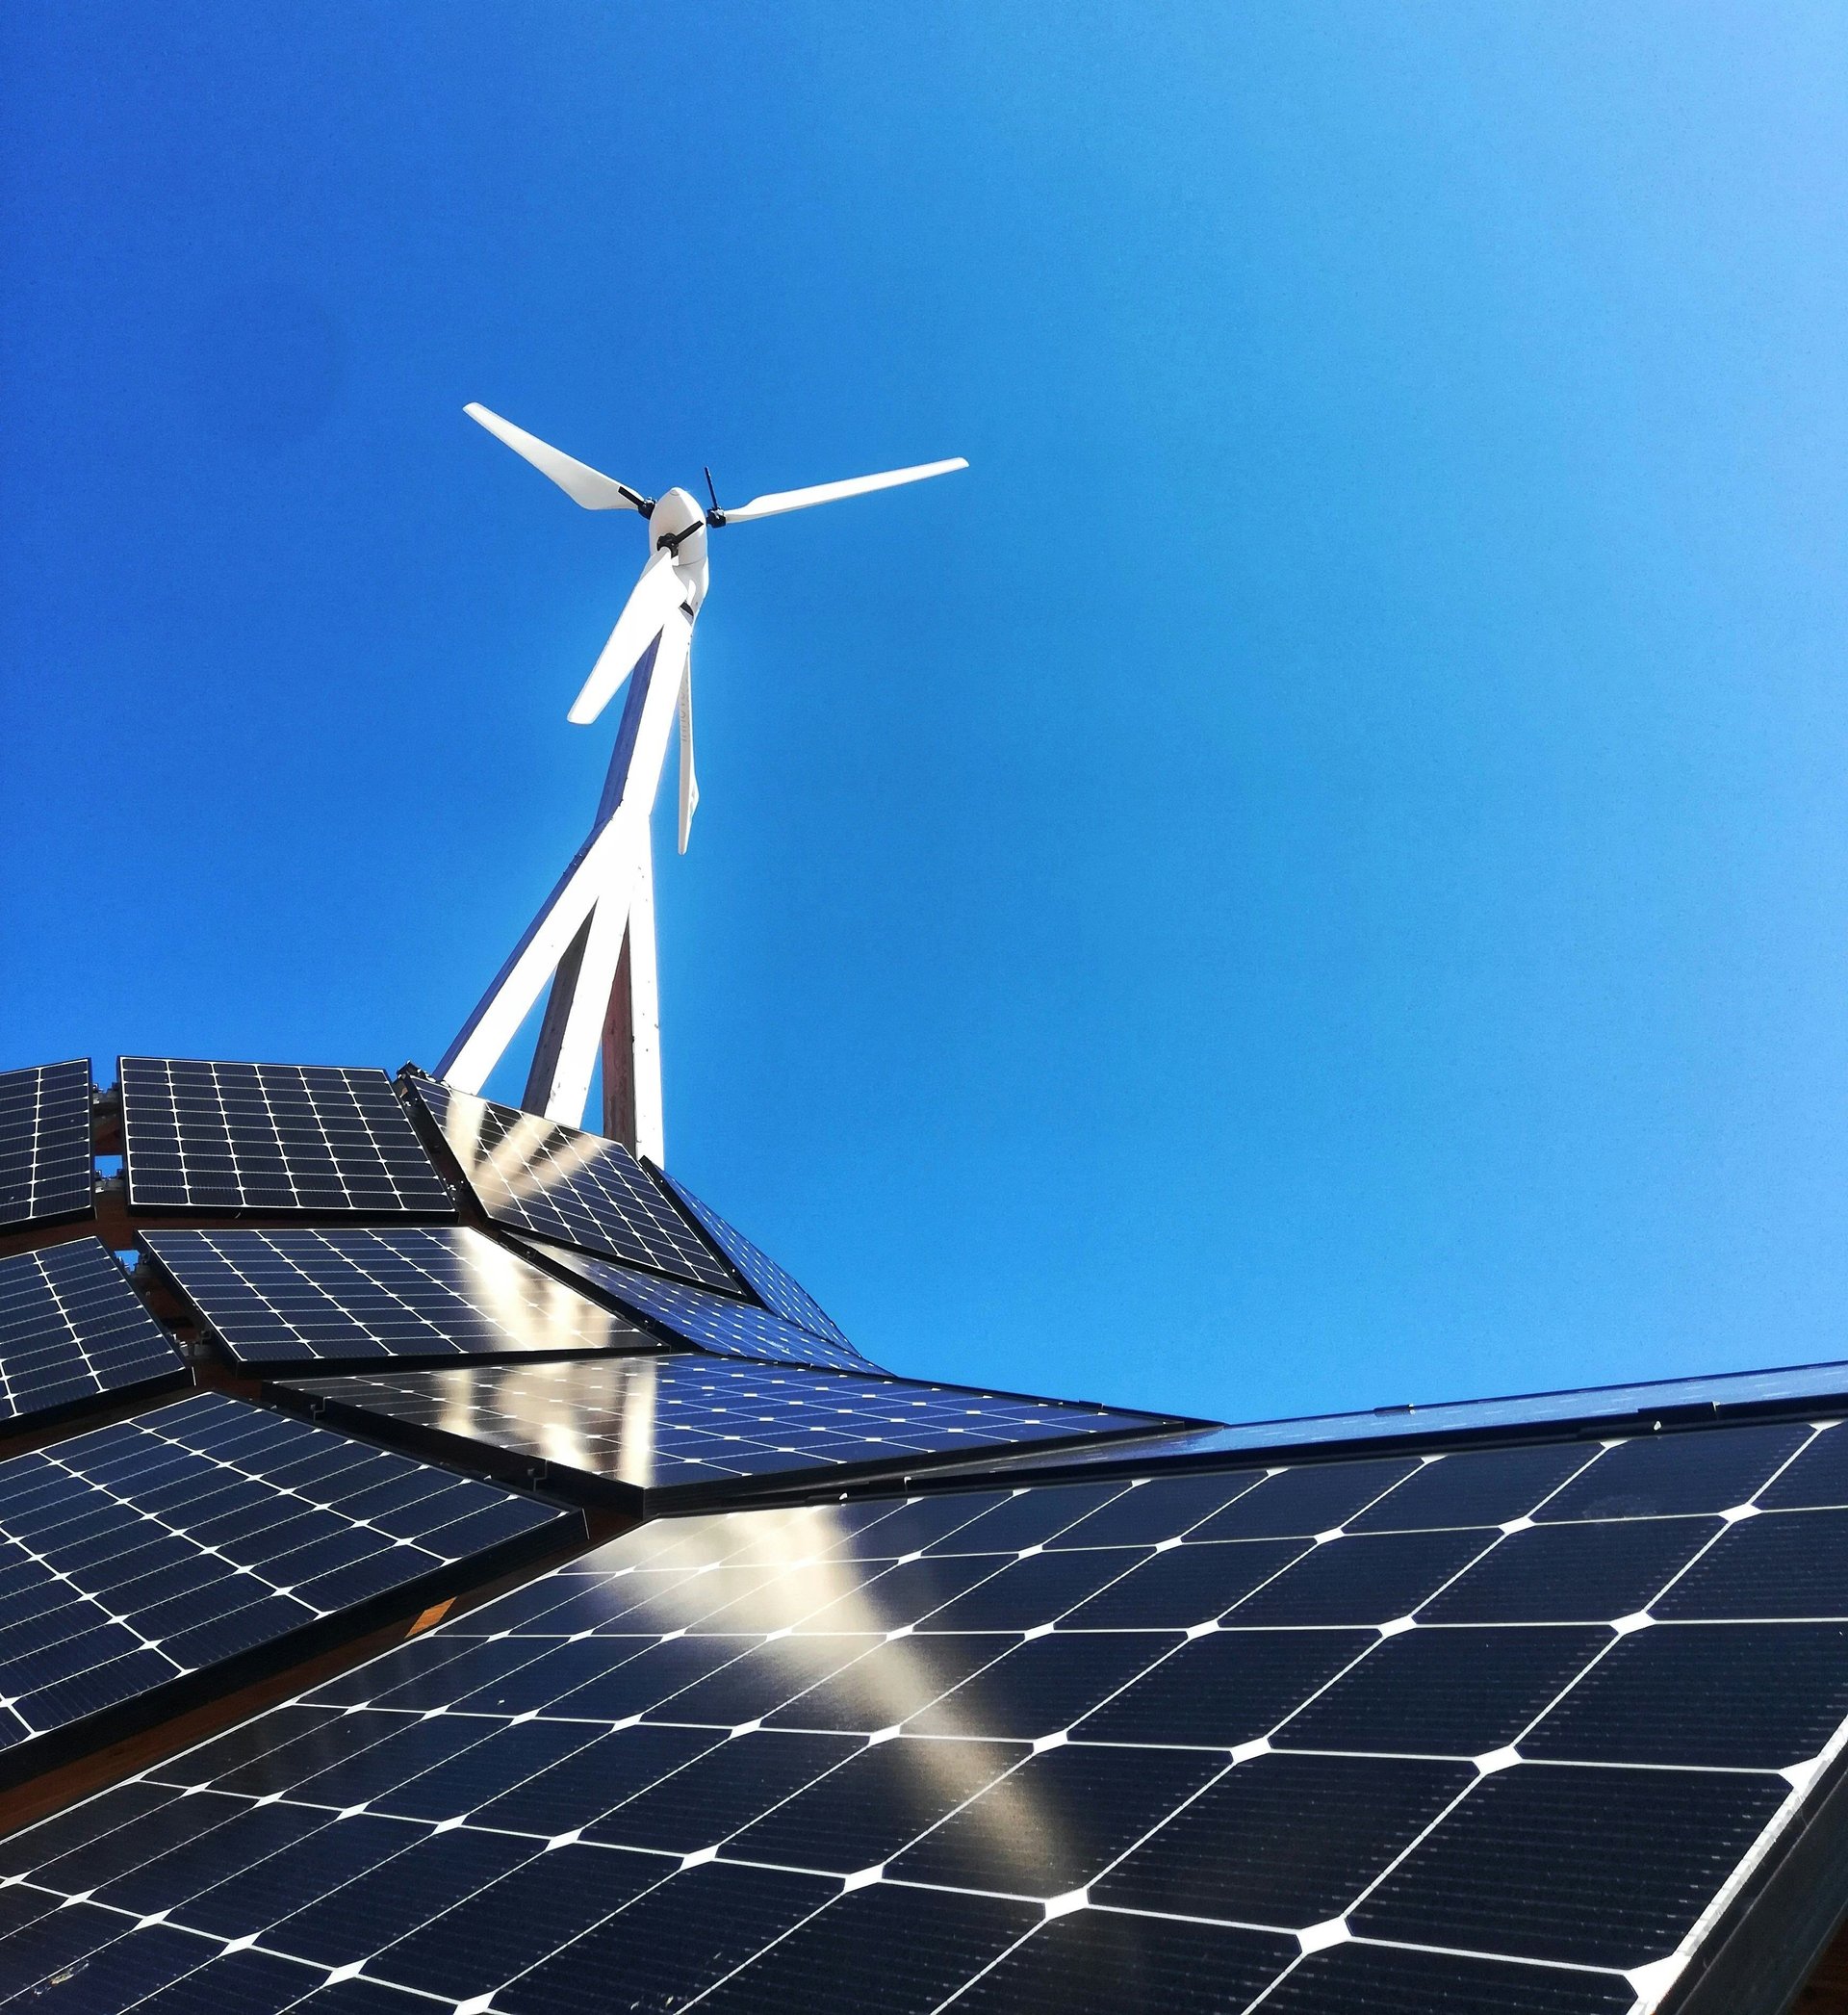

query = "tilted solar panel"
[[0, 1059, 93, 1233], [270, 1356, 1177, 1511], [9, 1418, 1848, 2009], [0, 1239, 187, 1429], [655, 1168, 855, 1350], [519, 1238, 876, 1373], [0, 1391, 574, 1791], [141, 1226, 659, 1371], [119, 1058, 454, 1219], [405, 1073, 736, 1290]]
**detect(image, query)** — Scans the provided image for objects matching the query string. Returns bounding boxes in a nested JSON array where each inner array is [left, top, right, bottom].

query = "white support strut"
[[441, 402, 965, 1150]]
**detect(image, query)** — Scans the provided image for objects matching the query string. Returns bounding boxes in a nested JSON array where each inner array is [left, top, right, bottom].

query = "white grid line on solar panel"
[[522, 1242, 872, 1372], [656, 1168, 856, 1351], [0, 1059, 93, 1231], [0, 1392, 564, 1765], [5, 1419, 1845, 2009], [119, 1058, 453, 1217], [141, 1226, 654, 1368], [279, 1356, 1169, 1500], [0, 1240, 184, 1424], [409, 1075, 735, 1289]]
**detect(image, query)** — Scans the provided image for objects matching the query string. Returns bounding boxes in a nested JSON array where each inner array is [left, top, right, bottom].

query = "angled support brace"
[[437, 611, 689, 1150]]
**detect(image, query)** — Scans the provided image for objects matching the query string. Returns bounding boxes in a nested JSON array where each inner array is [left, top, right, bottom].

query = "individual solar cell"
[[1534, 1421, 1813, 1521], [1225, 1527, 1498, 1626], [271, 1356, 1173, 1511], [688, 1883, 1040, 2015], [11, 1434, 1848, 2012], [906, 1631, 1180, 1740], [406, 1073, 734, 1287], [1059, 1537, 1309, 1628], [655, 1167, 858, 1350], [1761, 1421, 1848, 1508], [0, 1238, 187, 1428], [1273, 1625, 1609, 1757], [1077, 1628, 1376, 1747], [1349, 1442, 1598, 1532], [522, 1237, 874, 1372], [1653, 1509, 1848, 1619], [1523, 1623, 1848, 1769], [143, 1225, 654, 1370], [1351, 1762, 1790, 1969], [1043, 1469, 1267, 1547], [1420, 1515, 1720, 1623], [887, 1740, 1227, 1897], [1190, 1456, 1420, 1538], [0, 1391, 572, 1786], [0, 1058, 93, 1231], [949, 1908, 1296, 2015], [118, 1058, 452, 1219], [1095, 1750, 1474, 1925]]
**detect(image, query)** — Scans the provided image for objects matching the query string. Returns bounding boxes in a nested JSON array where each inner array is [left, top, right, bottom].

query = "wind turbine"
[[436, 404, 967, 1158]]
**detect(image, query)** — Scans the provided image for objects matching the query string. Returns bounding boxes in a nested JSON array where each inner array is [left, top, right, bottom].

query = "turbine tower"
[[436, 404, 967, 1160]]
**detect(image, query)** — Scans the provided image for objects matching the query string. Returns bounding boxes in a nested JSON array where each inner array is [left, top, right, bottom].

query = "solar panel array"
[[523, 1239, 875, 1373], [11, 1417, 1848, 2008], [271, 1356, 1176, 1510], [657, 1169, 857, 1352], [0, 1239, 187, 1428], [143, 1226, 659, 1371], [0, 1391, 572, 1787], [0, 1058, 93, 1232], [119, 1058, 454, 1218], [407, 1074, 737, 1289]]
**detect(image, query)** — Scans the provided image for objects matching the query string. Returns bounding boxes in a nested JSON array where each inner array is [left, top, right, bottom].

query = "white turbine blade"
[[721, 456, 967, 524], [465, 402, 650, 513], [677, 659, 699, 854], [568, 551, 687, 725]]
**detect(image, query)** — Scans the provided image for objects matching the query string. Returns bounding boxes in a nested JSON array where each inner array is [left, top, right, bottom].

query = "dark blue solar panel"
[[272, 1356, 1177, 1511], [406, 1076, 735, 1290], [0, 1392, 572, 1786], [0, 1059, 93, 1231], [119, 1058, 453, 1219], [0, 1239, 186, 1427], [518, 1239, 873, 1373], [12, 1414, 1847, 2011], [142, 1226, 657, 1370], [654, 1170, 855, 1352]]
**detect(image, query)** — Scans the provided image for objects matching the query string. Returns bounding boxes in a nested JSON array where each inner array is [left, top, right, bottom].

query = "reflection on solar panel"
[[0, 1392, 573, 1789], [0, 1239, 187, 1429], [656, 1169, 855, 1351], [272, 1356, 1176, 1510], [143, 1226, 659, 1371], [13, 1416, 1848, 2009], [119, 1058, 453, 1219], [521, 1239, 876, 1373], [0, 1059, 93, 1232], [407, 1074, 735, 1289]]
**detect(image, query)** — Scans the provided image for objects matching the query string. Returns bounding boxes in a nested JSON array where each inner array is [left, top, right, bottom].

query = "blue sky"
[[5, 6, 1848, 1426]]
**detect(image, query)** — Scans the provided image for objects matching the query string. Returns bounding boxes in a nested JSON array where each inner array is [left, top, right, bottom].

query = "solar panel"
[[519, 1238, 877, 1373], [0, 1059, 93, 1232], [270, 1356, 1177, 1511], [655, 1168, 856, 1350], [141, 1226, 660, 1371], [406, 1073, 736, 1289], [0, 1391, 573, 1791], [0, 1239, 188, 1429], [118, 1057, 454, 1219], [10, 1415, 1848, 2008]]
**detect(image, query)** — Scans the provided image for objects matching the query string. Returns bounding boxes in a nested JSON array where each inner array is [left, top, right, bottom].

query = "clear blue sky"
[[5, 6, 1847, 1427]]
